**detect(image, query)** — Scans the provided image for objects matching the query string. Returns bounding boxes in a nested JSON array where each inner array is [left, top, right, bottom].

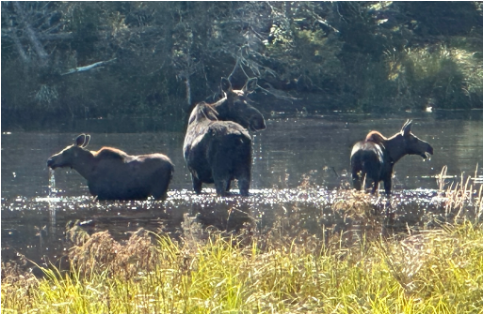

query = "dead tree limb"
[[61, 58, 117, 76], [13, 1, 48, 64]]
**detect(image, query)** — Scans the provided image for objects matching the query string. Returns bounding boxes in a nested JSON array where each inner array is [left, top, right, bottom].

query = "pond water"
[[2, 112, 482, 267]]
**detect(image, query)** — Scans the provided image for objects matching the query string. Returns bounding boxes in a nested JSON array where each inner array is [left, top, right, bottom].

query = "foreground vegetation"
[[2, 185, 482, 313], [2, 222, 482, 313]]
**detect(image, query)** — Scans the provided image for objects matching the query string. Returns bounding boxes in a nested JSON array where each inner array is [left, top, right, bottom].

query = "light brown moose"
[[47, 134, 174, 200]]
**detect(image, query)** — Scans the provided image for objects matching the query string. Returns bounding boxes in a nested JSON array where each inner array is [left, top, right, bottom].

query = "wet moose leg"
[[191, 174, 203, 194], [351, 170, 362, 191], [383, 176, 392, 196]]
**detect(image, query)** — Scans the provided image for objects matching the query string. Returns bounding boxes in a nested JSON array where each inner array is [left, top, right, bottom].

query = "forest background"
[[1, 1, 482, 130]]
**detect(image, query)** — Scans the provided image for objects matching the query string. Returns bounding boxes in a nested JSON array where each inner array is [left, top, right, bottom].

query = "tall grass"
[[435, 164, 483, 224], [2, 169, 482, 313], [2, 222, 482, 313]]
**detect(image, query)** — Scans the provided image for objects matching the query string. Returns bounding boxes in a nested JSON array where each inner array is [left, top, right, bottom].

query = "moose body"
[[47, 134, 174, 201], [183, 78, 266, 196], [350, 120, 433, 195]]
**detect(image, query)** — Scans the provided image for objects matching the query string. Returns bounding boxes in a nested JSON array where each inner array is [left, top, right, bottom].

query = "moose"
[[183, 77, 266, 196], [350, 120, 433, 195], [47, 134, 174, 201]]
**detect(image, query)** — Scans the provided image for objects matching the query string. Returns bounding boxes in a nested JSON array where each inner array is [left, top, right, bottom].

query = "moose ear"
[[75, 134, 86, 147], [221, 77, 232, 92], [401, 120, 413, 136], [83, 134, 91, 148], [243, 78, 258, 93]]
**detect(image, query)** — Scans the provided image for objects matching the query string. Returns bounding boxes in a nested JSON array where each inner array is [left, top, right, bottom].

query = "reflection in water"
[[2, 186, 482, 268], [48, 168, 56, 197], [48, 169, 57, 239], [1, 114, 482, 267]]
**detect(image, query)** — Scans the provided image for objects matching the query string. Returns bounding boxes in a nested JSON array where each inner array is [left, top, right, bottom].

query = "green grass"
[[3, 169, 482, 313], [2, 217, 482, 313]]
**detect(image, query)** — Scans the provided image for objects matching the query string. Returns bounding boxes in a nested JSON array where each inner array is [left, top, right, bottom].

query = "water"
[[2, 113, 482, 266]]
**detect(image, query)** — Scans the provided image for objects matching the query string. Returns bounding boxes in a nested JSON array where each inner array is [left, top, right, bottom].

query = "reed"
[[2, 168, 482, 313], [2, 221, 482, 313]]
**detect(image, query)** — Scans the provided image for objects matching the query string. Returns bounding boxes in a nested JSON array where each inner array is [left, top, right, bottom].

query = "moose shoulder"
[[47, 134, 174, 201], [350, 120, 433, 195], [183, 77, 266, 196]]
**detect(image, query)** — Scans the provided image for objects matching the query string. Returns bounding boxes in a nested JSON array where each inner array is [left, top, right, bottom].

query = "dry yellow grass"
[[2, 170, 482, 313]]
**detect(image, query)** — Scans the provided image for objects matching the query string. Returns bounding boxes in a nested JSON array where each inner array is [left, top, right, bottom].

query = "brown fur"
[[183, 77, 265, 196], [94, 147, 129, 160], [47, 134, 174, 201], [351, 120, 433, 195], [365, 131, 387, 144]]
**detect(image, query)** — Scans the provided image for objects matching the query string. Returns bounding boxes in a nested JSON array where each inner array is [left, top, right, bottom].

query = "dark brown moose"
[[47, 134, 174, 201], [350, 120, 433, 195], [183, 77, 266, 196]]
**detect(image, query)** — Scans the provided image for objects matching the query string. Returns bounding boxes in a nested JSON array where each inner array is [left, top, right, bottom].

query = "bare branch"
[[61, 58, 117, 76], [185, 74, 192, 106], [227, 57, 240, 81], [1, 4, 30, 65], [13, 1, 48, 64], [10, 29, 29, 64], [258, 83, 301, 103]]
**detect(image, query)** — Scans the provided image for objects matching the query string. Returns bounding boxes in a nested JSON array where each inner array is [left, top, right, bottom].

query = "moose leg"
[[383, 177, 392, 196], [236, 167, 251, 196], [225, 180, 231, 192], [351, 170, 362, 191], [215, 179, 228, 196], [370, 181, 379, 194], [152, 181, 169, 201], [238, 179, 250, 196], [364, 175, 378, 194], [151, 167, 173, 201], [212, 166, 229, 196], [366, 163, 382, 194], [212, 151, 232, 196], [191, 175, 203, 194]]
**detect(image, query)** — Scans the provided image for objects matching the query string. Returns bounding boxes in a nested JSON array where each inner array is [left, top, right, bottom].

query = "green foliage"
[[1, 1, 482, 128], [2, 220, 482, 313], [385, 45, 483, 110], [70, 3, 101, 60]]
